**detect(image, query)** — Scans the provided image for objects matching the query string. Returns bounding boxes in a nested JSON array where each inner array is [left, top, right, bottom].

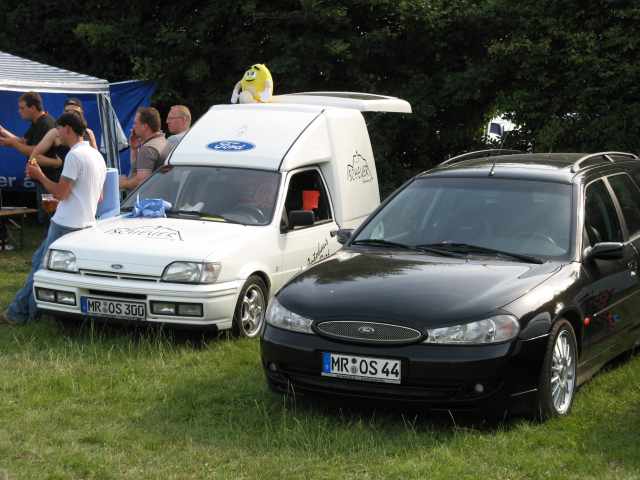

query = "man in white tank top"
[[2, 111, 106, 325]]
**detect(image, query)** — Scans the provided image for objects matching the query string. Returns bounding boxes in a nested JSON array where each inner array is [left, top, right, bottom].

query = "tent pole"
[[97, 93, 118, 169]]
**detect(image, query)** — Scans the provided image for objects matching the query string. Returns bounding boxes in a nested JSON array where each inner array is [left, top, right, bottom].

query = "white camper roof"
[[272, 92, 412, 113], [171, 92, 412, 171], [171, 103, 325, 171]]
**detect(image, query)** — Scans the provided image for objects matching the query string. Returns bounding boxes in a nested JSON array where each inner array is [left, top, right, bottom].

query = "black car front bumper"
[[261, 325, 548, 412]]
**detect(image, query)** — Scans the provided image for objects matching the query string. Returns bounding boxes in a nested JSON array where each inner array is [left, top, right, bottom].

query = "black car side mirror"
[[330, 228, 354, 245], [288, 210, 314, 230], [584, 242, 625, 261]]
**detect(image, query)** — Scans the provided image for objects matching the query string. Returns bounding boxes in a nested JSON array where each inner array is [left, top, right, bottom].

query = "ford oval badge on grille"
[[111, 264, 123, 270], [207, 140, 255, 152], [358, 326, 376, 334]]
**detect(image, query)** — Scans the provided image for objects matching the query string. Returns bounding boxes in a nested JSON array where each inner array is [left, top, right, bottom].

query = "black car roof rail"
[[571, 151, 639, 173], [440, 149, 522, 166]]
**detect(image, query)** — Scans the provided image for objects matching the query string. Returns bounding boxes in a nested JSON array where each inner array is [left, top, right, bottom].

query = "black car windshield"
[[354, 177, 573, 259], [121, 166, 280, 226]]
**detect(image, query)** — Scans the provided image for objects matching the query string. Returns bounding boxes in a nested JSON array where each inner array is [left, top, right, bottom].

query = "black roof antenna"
[[489, 157, 497, 176]]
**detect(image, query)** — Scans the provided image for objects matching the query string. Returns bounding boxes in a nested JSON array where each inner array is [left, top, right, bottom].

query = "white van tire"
[[232, 275, 268, 338]]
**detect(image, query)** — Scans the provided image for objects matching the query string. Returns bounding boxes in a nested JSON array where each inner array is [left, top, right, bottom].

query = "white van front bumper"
[[33, 269, 242, 329]]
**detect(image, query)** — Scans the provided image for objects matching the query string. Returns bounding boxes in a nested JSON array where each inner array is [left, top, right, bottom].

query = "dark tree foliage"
[[487, 0, 640, 152], [1, 0, 639, 193]]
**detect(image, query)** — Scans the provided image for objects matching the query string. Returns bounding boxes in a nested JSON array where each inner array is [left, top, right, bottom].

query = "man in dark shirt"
[[0, 91, 58, 223]]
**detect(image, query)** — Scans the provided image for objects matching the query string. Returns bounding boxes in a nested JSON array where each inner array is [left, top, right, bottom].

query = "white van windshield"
[[122, 166, 281, 226]]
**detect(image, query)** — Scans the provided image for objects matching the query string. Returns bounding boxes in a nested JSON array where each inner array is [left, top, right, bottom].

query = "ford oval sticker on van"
[[207, 140, 255, 152]]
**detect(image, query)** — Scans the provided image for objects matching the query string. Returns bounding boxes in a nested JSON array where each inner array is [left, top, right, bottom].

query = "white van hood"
[[50, 217, 250, 276]]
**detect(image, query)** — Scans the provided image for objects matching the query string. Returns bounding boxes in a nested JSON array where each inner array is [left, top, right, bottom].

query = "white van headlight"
[[265, 297, 314, 334], [161, 262, 221, 284], [47, 250, 78, 272], [423, 315, 519, 344]]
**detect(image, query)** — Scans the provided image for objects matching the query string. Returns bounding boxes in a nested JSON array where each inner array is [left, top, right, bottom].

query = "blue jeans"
[[7, 221, 80, 324]]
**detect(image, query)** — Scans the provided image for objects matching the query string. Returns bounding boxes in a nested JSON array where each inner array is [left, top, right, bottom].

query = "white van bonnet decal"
[[105, 225, 183, 241], [347, 151, 373, 183]]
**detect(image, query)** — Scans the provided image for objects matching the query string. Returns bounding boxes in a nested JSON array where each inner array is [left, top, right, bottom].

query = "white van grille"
[[80, 269, 159, 282]]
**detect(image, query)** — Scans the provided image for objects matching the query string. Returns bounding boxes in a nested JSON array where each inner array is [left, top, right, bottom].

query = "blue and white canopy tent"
[[0, 50, 142, 190]]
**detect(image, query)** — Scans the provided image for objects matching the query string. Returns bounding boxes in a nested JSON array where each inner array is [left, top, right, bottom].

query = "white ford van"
[[33, 93, 411, 336]]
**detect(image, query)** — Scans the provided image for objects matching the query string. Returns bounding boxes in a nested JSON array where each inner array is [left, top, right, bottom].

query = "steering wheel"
[[513, 231, 557, 247], [227, 205, 267, 223]]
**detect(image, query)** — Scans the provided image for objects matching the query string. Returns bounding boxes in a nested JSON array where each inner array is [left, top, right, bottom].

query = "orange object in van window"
[[303, 190, 320, 211]]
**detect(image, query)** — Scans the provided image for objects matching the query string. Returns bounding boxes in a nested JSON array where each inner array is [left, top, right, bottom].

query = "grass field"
[[1, 223, 640, 479]]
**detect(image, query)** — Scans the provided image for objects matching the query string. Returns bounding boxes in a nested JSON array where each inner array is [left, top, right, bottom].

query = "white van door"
[[276, 167, 340, 282]]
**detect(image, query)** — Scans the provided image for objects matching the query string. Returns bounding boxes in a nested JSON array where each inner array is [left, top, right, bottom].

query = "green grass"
[[2, 223, 640, 479]]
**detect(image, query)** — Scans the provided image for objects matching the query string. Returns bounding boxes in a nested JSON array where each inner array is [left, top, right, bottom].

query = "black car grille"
[[315, 321, 422, 345]]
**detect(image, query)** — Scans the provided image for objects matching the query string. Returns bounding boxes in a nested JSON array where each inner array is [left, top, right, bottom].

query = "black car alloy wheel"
[[536, 319, 577, 419]]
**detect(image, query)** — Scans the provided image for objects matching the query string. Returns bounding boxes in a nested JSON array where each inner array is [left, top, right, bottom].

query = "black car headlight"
[[265, 297, 315, 334], [423, 315, 519, 344]]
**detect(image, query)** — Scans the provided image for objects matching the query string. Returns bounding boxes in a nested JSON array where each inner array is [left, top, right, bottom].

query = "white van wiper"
[[166, 209, 243, 224], [417, 242, 544, 264]]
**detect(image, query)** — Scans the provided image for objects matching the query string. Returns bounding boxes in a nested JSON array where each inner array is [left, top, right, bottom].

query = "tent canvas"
[[109, 80, 156, 176], [0, 51, 144, 190]]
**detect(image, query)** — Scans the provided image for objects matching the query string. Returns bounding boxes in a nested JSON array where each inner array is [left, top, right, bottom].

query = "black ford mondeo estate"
[[261, 150, 640, 419]]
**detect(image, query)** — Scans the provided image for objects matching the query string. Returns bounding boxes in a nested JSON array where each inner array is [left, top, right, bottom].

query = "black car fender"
[[519, 311, 552, 340]]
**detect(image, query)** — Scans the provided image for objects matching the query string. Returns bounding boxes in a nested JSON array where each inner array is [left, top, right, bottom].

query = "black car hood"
[[277, 250, 561, 329]]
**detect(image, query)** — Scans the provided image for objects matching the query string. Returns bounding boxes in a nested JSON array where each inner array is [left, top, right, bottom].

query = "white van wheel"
[[232, 275, 267, 338]]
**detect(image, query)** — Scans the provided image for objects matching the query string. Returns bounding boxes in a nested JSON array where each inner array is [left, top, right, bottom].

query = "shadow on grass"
[[139, 360, 502, 452], [135, 359, 640, 473], [52, 315, 224, 348], [135, 344, 640, 457]]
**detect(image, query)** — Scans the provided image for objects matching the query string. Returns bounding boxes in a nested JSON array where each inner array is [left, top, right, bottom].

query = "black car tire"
[[535, 319, 578, 420], [232, 275, 268, 338]]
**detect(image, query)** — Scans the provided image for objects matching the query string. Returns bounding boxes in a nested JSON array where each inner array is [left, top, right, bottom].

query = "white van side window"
[[284, 170, 333, 225]]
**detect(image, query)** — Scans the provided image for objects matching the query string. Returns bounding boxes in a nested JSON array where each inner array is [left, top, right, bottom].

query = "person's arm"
[[86, 128, 97, 149], [119, 169, 151, 191], [119, 132, 147, 190], [33, 153, 63, 169], [0, 135, 33, 156], [31, 128, 59, 157], [0, 124, 16, 139], [26, 161, 73, 200]]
